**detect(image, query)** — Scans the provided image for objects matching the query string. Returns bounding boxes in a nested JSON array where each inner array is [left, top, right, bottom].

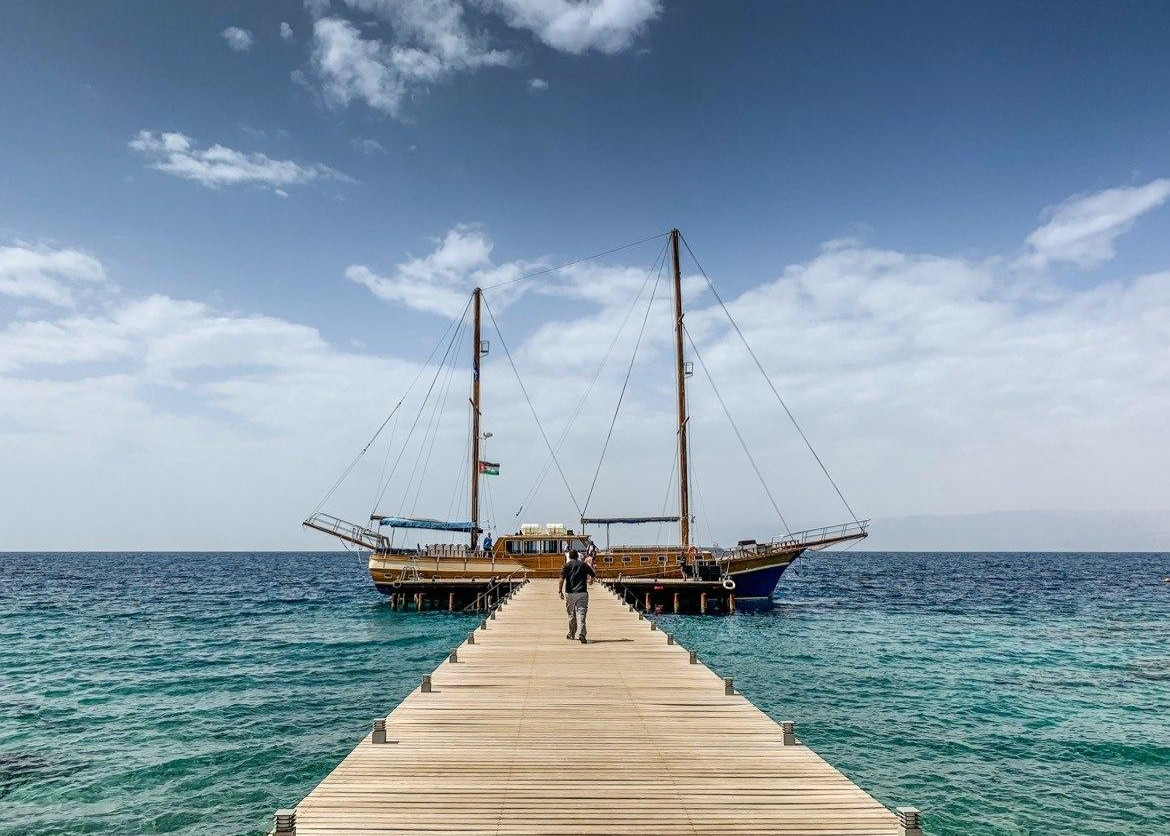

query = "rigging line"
[[683, 324, 792, 536], [655, 443, 678, 544], [406, 316, 466, 519], [445, 382, 474, 524], [385, 312, 465, 517], [314, 295, 471, 519], [679, 233, 860, 524], [481, 295, 583, 516], [369, 406, 402, 519], [371, 299, 472, 513], [513, 239, 670, 518], [581, 261, 665, 514], [480, 231, 669, 291], [688, 419, 714, 548]]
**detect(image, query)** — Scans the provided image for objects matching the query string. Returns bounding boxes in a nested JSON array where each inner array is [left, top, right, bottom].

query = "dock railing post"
[[371, 718, 387, 744], [273, 809, 296, 835], [689, 651, 697, 664], [449, 649, 458, 663], [724, 677, 735, 695], [421, 674, 432, 693], [780, 720, 795, 745], [467, 631, 475, 644], [897, 807, 922, 836]]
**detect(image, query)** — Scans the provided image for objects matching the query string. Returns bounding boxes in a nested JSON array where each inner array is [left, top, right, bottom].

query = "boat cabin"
[[495, 523, 592, 557]]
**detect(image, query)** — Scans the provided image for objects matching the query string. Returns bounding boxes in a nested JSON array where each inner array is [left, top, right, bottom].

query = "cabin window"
[[603, 556, 612, 564], [523, 540, 539, 554], [640, 555, 650, 564], [657, 555, 667, 564], [621, 555, 631, 565], [544, 539, 559, 554], [505, 540, 519, 555]]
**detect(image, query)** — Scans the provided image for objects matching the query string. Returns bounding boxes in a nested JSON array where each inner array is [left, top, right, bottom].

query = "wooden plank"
[[286, 580, 900, 835]]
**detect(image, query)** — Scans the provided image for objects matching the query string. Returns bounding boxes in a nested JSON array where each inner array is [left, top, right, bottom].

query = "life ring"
[[721, 577, 736, 591]]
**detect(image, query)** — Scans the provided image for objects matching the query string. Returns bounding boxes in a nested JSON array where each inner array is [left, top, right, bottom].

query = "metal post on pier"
[[273, 809, 296, 835], [897, 807, 922, 836]]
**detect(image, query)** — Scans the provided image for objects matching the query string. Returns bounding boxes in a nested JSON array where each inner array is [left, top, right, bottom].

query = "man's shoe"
[[566, 632, 575, 640], [579, 635, 587, 644]]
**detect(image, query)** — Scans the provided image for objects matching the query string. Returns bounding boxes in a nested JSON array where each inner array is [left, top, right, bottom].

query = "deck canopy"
[[372, 516, 478, 532], [581, 516, 680, 525]]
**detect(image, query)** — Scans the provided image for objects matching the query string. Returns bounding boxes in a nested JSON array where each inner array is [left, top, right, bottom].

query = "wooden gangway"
[[274, 580, 916, 835]]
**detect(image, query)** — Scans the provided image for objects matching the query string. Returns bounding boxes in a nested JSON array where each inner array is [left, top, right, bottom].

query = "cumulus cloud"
[[311, 7, 511, 116], [527, 77, 549, 90], [351, 136, 386, 154], [306, 1, 658, 117], [5, 177, 1169, 549], [347, 225, 539, 316], [129, 130, 354, 192], [220, 26, 254, 52], [0, 244, 108, 308], [481, 0, 660, 54], [280, 21, 295, 41], [1019, 178, 1170, 270]]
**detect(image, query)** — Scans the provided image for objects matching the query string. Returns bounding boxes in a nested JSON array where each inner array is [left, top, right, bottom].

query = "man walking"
[[558, 549, 595, 643]]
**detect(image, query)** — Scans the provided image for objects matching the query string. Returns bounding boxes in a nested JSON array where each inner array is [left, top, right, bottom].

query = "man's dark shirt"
[[560, 558, 595, 594]]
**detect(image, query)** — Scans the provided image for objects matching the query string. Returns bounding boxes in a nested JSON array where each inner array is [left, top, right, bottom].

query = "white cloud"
[[480, 0, 660, 54], [129, 130, 354, 192], [311, 7, 511, 117], [280, 21, 295, 41], [220, 26, 255, 52], [347, 226, 540, 316], [304, 0, 331, 17], [4, 177, 1169, 549], [0, 244, 108, 308], [351, 136, 386, 154], [1019, 178, 1170, 269], [528, 77, 548, 90]]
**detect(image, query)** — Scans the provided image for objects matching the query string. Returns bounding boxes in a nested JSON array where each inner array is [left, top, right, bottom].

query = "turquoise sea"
[[1, 551, 1167, 835]]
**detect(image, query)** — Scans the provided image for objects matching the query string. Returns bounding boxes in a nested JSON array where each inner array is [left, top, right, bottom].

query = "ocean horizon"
[[2, 550, 1167, 835]]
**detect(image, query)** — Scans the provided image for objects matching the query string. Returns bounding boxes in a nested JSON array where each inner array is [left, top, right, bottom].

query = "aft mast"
[[469, 287, 482, 550], [670, 229, 691, 548]]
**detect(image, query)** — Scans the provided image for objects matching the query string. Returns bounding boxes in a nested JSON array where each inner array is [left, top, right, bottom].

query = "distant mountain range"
[[862, 509, 1170, 552]]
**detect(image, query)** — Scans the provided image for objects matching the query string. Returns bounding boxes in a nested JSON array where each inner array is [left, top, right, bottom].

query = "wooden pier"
[[272, 580, 917, 835]]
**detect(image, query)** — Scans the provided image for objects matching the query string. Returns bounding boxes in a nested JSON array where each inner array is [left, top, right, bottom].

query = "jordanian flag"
[[478, 460, 500, 476]]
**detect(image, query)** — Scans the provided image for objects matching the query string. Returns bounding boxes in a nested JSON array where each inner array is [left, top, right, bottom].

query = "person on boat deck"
[[482, 533, 493, 554], [558, 549, 595, 644]]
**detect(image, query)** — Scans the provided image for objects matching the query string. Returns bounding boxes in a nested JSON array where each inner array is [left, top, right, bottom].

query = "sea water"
[[1, 551, 1166, 835]]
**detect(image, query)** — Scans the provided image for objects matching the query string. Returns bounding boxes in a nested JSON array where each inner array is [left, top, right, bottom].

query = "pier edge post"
[[421, 674, 432, 693], [467, 632, 475, 644], [273, 809, 296, 835], [689, 651, 697, 664], [780, 720, 795, 745], [723, 677, 734, 695], [449, 649, 458, 663], [371, 719, 387, 744], [667, 635, 675, 645], [896, 807, 922, 836], [649, 620, 657, 631]]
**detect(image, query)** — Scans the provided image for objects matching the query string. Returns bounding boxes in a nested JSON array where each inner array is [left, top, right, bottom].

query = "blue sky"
[[2, 1, 1169, 549]]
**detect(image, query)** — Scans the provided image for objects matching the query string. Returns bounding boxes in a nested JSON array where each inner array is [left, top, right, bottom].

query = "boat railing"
[[302, 512, 391, 552], [463, 570, 528, 613], [763, 520, 870, 550]]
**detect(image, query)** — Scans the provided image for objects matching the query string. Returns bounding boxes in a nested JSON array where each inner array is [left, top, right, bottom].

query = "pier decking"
[[277, 580, 910, 835]]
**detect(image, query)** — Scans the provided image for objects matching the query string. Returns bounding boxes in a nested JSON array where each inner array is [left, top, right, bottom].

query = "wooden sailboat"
[[303, 229, 867, 610]]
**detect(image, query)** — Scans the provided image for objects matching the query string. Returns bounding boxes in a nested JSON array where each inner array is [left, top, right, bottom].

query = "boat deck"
[[278, 579, 908, 834]]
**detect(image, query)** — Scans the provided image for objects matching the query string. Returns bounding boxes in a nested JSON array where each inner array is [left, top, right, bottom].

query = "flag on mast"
[[478, 460, 500, 476]]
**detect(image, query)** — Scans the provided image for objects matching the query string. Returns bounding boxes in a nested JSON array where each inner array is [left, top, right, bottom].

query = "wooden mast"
[[670, 229, 690, 547], [470, 287, 482, 550]]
